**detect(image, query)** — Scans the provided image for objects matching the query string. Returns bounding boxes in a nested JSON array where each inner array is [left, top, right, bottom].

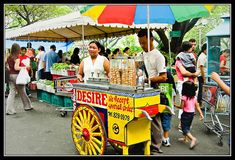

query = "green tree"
[[155, 5, 230, 55], [5, 5, 73, 29]]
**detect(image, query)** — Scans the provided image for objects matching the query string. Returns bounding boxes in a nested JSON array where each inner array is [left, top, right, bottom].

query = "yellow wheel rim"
[[71, 104, 106, 155]]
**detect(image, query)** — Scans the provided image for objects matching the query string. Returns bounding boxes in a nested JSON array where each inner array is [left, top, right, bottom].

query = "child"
[[178, 80, 204, 149], [160, 57, 177, 147], [176, 41, 197, 83]]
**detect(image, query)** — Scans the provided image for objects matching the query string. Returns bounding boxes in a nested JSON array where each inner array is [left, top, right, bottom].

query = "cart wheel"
[[218, 140, 223, 146], [60, 111, 67, 117], [71, 104, 107, 155]]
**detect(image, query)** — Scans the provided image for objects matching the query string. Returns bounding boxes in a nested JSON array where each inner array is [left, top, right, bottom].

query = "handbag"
[[16, 68, 31, 85]]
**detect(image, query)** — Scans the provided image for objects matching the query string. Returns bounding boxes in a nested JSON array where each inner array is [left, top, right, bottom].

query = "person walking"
[[196, 43, 207, 107], [6, 43, 33, 115], [43, 45, 59, 80], [219, 49, 230, 76], [137, 29, 167, 154], [175, 43, 199, 132], [178, 81, 204, 149], [160, 57, 177, 147], [35, 45, 45, 79], [77, 41, 110, 83], [25, 42, 37, 81]]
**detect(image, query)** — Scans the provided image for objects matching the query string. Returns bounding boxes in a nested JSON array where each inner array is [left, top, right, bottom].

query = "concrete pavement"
[[4, 91, 231, 156]]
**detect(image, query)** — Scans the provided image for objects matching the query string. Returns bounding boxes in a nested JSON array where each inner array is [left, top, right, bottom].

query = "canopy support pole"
[[82, 23, 85, 59]]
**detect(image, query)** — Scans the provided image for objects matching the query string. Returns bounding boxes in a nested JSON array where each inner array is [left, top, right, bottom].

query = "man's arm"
[[149, 72, 167, 83]]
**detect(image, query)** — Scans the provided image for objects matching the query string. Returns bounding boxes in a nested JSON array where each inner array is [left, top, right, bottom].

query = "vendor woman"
[[77, 41, 110, 83]]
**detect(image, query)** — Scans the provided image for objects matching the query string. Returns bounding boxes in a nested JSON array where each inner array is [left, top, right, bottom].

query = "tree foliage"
[[5, 5, 73, 29]]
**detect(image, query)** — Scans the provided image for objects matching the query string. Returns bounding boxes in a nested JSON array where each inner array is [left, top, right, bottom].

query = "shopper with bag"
[[6, 43, 33, 115]]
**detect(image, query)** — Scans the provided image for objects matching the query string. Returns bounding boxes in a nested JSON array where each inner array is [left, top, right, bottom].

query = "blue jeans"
[[160, 112, 172, 131]]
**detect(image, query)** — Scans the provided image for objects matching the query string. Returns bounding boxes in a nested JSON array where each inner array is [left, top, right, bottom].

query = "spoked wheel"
[[71, 104, 107, 155]]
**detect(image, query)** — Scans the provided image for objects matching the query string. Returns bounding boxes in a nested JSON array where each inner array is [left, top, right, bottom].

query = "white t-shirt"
[[196, 52, 207, 76], [36, 51, 45, 70], [83, 55, 107, 83], [142, 48, 166, 78]]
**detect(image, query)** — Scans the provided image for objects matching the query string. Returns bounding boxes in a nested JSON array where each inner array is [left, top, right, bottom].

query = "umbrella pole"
[[168, 36, 172, 73], [147, 5, 150, 53], [147, 5, 151, 87]]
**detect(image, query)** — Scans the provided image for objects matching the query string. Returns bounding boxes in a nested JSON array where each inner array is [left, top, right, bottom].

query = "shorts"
[[181, 111, 194, 135], [160, 113, 172, 131]]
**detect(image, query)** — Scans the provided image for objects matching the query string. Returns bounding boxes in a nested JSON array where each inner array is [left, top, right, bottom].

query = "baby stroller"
[[201, 82, 230, 146]]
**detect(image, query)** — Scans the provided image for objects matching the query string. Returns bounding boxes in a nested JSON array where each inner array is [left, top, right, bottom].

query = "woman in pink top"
[[175, 58, 199, 131], [179, 81, 204, 149]]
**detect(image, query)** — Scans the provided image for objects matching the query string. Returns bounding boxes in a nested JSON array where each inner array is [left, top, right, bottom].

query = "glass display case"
[[109, 56, 148, 88], [206, 15, 230, 82]]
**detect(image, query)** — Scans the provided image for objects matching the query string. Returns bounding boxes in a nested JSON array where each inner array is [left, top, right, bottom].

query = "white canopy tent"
[[5, 11, 168, 42]]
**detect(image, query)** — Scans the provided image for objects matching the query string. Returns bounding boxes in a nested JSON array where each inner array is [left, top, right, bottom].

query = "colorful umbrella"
[[82, 4, 213, 25], [82, 4, 213, 64]]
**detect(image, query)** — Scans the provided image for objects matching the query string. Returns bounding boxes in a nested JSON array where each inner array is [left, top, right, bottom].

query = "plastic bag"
[[16, 68, 31, 85], [21, 58, 30, 67]]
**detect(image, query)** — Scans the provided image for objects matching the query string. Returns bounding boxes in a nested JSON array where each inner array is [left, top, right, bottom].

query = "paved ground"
[[4, 91, 231, 156]]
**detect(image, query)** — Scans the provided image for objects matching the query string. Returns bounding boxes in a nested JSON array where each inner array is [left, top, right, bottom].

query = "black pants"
[[44, 72, 52, 80], [197, 76, 204, 105]]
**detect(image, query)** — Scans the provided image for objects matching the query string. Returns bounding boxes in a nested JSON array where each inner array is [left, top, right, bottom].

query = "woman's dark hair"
[[38, 45, 45, 51], [27, 42, 32, 48], [223, 49, 230, 54], [181, 41, 192, 52], [113, 48, 120, 55], [70, 47, 80, 65], [123, 47, 130, 53], [106, 48, 111, 55], [89, 41, 102, 50], [182, 81, 197, 99], [58, 50, 63, 58], [201, 43, 207, 53], [10, 43, 21, 58], [99, 44, 105, 55]]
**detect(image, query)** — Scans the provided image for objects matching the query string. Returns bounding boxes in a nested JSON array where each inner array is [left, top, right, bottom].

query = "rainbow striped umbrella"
[[82, 4, 213, 25]]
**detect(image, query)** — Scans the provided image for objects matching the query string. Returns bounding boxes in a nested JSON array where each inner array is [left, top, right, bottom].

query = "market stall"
[[35, 63, 79, 115]]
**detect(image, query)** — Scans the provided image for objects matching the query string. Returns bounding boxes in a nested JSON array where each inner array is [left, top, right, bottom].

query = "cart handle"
[[136, 109, 152, 121]]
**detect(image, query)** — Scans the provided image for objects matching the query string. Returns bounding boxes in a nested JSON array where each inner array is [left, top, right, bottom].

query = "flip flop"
[[25, 108, 34, 111], [190, 139, 198, 149]]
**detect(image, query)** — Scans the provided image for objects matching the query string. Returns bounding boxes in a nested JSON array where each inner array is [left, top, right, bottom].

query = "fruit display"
[[50, 63, 79, 76], [36, 79, 55, 93]]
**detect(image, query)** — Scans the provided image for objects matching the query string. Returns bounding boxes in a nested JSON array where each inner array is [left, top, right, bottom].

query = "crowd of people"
[[5, 29, 230, 155]]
